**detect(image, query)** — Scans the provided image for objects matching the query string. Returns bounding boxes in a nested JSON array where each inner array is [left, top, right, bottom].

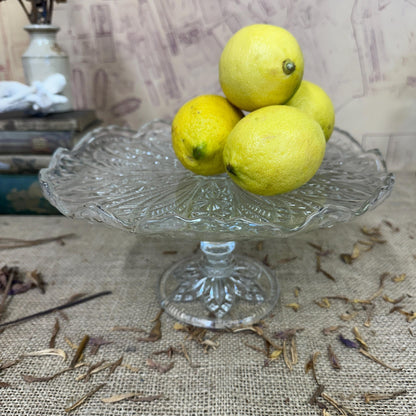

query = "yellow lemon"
[[219, 24, 304, 112], [286, 80, 335, 141], [171, 94, 243, 175], [223, 105, 326, 195]]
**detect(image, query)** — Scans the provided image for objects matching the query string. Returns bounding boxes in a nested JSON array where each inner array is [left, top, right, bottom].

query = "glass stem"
[[200, 241, 236, 278]]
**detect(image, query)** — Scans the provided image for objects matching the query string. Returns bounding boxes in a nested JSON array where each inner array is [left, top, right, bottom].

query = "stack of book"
[[0, 110, 101, 214]]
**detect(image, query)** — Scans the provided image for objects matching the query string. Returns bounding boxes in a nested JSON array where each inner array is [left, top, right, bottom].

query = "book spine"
[[0, 119, 79, 131], [0, 174, 59, 214], [0, 154, 51, 174], [0, 131, 75, 154], [0, 110, 98, 131]]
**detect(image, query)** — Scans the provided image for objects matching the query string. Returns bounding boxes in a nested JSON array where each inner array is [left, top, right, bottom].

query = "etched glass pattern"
[[39, 120, 394, 242]]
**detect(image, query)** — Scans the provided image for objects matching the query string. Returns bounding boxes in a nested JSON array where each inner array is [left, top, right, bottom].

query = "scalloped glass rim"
[[39, 119, 394, 241]]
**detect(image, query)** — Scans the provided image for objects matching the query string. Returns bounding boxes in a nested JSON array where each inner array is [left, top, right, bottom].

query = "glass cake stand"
[[39, 120, 394, 329]]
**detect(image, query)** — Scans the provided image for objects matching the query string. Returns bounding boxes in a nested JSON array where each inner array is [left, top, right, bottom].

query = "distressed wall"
[[0, 0, 415, 170]]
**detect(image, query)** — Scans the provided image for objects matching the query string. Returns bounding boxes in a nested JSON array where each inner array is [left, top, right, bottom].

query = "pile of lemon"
[[171, 24, 335, 196]]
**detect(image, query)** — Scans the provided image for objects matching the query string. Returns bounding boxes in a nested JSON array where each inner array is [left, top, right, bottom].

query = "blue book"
[[0, 174, 59, 214]]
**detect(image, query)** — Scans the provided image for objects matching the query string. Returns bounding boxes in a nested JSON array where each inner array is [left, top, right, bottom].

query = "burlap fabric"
[[0, 172, 415, 416]]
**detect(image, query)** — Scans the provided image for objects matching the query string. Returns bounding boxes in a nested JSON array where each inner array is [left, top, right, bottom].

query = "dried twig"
[[0, 234, 75, 250], [0, 291, 112, 329]]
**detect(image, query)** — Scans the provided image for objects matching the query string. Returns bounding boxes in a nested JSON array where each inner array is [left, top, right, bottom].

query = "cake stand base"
[[159, 241, 280, 329]]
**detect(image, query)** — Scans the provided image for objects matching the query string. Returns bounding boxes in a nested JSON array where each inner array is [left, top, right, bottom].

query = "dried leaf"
[[318, 268, 336, 282], [245, 342, 268, 356], [121, 363, 140, 373], [359, 348, 402, 372], [273, 328, 304, 340], [65, 383, 106, 413], [23, 348, 67, 361], [285, 303, 300, 312], [21, 365, 83, 383], [26, 269, 45, 293], [363, 390, 406, 403], [79, 360, 106, 383], [290, 336, 298, 365], [370, 236, 387, 244], [173, 322, 187, 331], [392, 273, 406, 283], [308, 242, 323, 251], [322, 325, 343, 336], [294, 287, 301, 297], [320, 392, 355, 416], [351, 243, 361, 259], [308, 384, 325, 405], [108, 356, 123, 375], [66, 293, 88, 303], [76, 362, 112, 381], [305, 351, 320, 385], [146, 358, 174, 374], [340, 253, 354, 264], [283, 340, 292, 370], [201, 339, 219, 350], [340, 311, 358, 321], [137, 310, 163, 342], [305, 351, 320, 374], [262, 254, 271, 266], [0, 359, 20, 371], [352, 327, 368, 350], [338, 334, 359, 349], [327, 345, 341, 370], [382, 220, 400, 232], [315, 298, 331, 309], [70, 335, 89, 368], [101, 392, 141, 403], [269, 349, 283, 360], [0, 381, 11, 388], [89, 337, 112, 355], [152, 346, 181, 359], [389, 306, 416, 322], [277, 256, 297, 264], [128, 394, 164, 402], [382, 294, 406, 305], [361, 226, 382, 237], [49, 318, 60, 349], [65, 336, 78, 350]]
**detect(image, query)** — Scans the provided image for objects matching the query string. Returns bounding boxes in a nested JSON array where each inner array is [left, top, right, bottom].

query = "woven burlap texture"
[[0, 172, 415, 416]]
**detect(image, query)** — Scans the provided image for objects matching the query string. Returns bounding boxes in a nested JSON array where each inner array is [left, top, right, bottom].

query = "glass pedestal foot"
[[159, 241, 280, 329]]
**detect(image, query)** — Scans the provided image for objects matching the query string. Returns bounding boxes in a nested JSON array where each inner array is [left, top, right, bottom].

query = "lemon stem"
[[282, 59, 296, 75]]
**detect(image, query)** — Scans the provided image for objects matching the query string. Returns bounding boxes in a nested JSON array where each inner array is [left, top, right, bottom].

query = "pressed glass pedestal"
[[39, 120, 394, 329]]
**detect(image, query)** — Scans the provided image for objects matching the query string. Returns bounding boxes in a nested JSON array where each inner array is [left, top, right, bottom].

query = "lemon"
[[223, 105, 326, 196], [219, 24, 304, 112], [286, 80, 335, 141], [171, 94, 243, 175]]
